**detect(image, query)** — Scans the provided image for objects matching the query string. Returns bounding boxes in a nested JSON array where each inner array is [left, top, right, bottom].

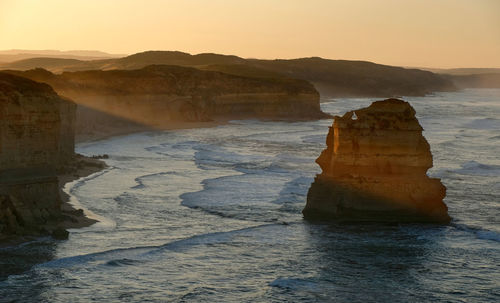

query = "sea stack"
[[303, 98, 450, 223]]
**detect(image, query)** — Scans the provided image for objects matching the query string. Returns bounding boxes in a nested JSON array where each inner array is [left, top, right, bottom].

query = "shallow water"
[[1, 89, 499, 302]]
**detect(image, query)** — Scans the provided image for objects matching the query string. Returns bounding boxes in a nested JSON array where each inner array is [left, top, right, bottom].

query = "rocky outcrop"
[[303, 99, 450, 223], [0, 72, 76, 238]]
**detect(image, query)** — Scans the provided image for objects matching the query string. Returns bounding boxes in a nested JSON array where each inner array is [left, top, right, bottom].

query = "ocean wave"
[[68, 167, 115, 195], [452, 223, 500, 243], [36, 245, 156, 269], [179, 166, 305, 222], [145, 141, 198, 159], [64, 167, 117, 229], [194, 144, 268, 168], [464, 118, 500, 130], [475, 230, 500, 242], [269, 277, 318, 291], [131, 171, 180, 189], [454, 161, 500, 177], [36, 223, 284, 269], [194, 142, 316, 175], [301, 134, 327, 144], [184, 144, 316, 222], [270, 176, 313, 205], [105, 258, 145, 267]]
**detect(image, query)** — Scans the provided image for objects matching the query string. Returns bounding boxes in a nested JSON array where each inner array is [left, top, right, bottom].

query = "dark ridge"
[[0, 71, 56, 95], [6, 65, 318, 96], [1, 50, 457, 97]]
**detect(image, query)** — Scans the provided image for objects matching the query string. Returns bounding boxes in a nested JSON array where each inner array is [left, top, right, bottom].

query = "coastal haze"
[[1, 0, 499, 68], [0, 1, 499, 302]]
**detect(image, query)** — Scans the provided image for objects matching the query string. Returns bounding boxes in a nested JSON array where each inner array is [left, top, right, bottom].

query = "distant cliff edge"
[[1, 51, 457, 98], [6, 66, 329, 138]]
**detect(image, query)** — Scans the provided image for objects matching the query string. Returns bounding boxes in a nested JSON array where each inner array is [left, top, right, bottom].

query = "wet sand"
[[58, 155, 107, 229]]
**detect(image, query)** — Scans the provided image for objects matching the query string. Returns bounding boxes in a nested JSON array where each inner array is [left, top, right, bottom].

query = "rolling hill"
[[0, 50, 457, 97]]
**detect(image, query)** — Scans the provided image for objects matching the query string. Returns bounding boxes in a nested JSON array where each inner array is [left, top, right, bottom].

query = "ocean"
[[1, 89, 499, 302]]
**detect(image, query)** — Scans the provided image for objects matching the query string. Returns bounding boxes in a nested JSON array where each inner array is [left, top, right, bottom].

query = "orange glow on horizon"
[[1, 0, 499, 68]]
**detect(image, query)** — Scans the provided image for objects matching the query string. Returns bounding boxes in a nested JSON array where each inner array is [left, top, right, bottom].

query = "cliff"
[[0, 72, 75, 170], [6, 65, 328, 131], [303, 99, 450, 223], [249, 57, 456, 97], [0, 72, 77, 239], [1, 50, 457, 97]]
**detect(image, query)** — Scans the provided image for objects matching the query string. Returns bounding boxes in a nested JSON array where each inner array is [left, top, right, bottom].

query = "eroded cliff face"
[[303, 99, 450, 223], [5, 66, 328, 132], [0, 72, 75, 238]]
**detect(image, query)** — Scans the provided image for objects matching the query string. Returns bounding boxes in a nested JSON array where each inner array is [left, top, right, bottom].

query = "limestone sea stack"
[[303, 99, 450, 223]]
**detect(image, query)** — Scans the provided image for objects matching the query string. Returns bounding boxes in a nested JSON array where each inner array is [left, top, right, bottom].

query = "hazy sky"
[[1, 0, 499, 68]]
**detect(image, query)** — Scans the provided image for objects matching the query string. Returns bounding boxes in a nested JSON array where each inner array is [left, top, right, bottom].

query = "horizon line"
[[1, 48, 500, 70]]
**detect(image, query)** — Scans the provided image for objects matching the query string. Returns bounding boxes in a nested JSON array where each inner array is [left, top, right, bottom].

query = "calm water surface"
[[1, 89, 499, 302]]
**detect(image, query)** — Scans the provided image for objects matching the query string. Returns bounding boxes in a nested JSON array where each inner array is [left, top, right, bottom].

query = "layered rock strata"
[[303, 99, 450, 223], [0, 72, 76, 238], [6, 66, 329, 133]]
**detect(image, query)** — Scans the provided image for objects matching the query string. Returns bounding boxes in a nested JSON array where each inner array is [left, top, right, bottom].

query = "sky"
[[1, 0, 499, 68]]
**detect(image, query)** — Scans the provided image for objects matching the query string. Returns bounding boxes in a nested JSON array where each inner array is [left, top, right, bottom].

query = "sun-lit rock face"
[[0, 72, 75, 237], [5, 66, 329, 131], [303, 98, 450, 223]]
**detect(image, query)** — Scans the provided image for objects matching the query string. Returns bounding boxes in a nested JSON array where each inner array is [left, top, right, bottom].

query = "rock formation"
[[5, 65, 329, 134], [0, 72, 76, 239], [303, 99, 450, 223]]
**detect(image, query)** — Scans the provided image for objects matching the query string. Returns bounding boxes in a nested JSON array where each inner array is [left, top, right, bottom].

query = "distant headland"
[[1, 50, 460, 97]]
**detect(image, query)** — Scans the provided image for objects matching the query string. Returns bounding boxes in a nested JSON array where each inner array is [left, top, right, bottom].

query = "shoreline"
[[66, 114, 333, 226], [1, 115, 331, 247], [57, 154, 108, 230], [0, 155, 107, 248], [59, 120, 228, 231]]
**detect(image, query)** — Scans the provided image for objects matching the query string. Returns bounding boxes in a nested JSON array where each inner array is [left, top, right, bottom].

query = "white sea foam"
[[2, 89, 500, 302]]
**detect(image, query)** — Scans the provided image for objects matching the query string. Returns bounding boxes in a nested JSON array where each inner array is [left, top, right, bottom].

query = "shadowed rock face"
[[0, 72, 75, 238], [303, 99, 450, 223]]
